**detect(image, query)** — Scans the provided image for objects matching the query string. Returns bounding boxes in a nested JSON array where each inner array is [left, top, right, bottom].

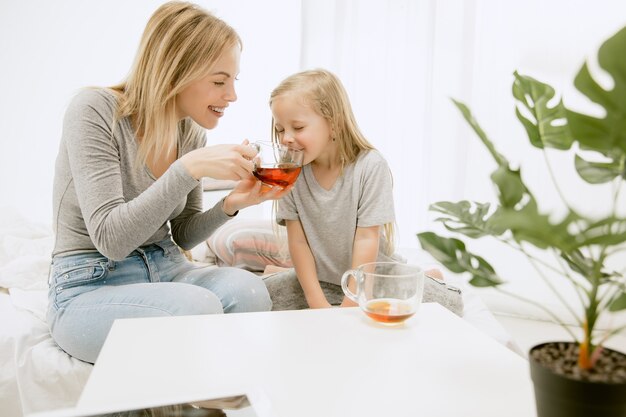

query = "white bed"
[[0, 205, 518, 417], [0, 207, 92, 417]]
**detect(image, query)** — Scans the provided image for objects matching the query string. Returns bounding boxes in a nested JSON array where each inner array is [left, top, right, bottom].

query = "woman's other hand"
[[222, 178, 293, 215]]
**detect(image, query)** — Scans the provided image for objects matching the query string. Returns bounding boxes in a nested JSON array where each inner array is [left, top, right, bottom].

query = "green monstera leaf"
[[422, 27, 626, 365], [574, 216, 626, 248], [416, 232, 503, 287], [566, 26, 626, 182], [490, 164, 529, 208], [512, 71, 574, 150], [489, 206, 578, 252], [609, 292, 626, 312], [451, 99, 508, 167], [451, 99, 580, 252], [574, 153, 625, 184], [429, 201, 505, 239]]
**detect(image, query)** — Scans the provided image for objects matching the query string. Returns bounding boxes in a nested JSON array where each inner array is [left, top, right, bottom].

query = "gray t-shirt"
[[52, 88, 233, 260], [276, 150, 399, 285]]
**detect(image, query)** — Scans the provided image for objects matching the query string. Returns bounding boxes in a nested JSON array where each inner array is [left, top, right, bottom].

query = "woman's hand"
[[222, 178, 293, 215], [180, 140, 258, 181]]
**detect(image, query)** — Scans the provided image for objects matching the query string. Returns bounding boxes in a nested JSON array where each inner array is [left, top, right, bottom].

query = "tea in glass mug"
[[341, 262, 425, 324], [251, 141, 303, 190]]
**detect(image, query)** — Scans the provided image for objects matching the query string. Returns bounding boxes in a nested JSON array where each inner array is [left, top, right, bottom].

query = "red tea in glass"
[[253, 163, 302, 188], [341, 262, 424, 326], [364, 298, 416, 324], [252, 141, 303, 190]]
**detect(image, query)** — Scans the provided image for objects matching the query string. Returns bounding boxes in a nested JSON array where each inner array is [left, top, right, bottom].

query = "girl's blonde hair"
[[270, 69, 396, 255], [110, 1, 241, 166]]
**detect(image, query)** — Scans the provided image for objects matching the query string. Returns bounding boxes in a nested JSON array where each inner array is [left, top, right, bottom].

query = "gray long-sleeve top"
[[52, 88, 232, 260]]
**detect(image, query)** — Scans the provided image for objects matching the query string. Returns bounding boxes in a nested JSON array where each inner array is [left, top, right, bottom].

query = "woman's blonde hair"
[[110, 1, 241, 166], [270, 69, 395, 255]]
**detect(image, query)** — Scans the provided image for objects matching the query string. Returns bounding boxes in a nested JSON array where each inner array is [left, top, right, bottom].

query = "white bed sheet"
[[0, 206, 92, 417], [0, 291, 92, 417]]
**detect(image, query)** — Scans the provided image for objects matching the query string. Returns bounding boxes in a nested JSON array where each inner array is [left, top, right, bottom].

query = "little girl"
[[264, 69, 463, 315]]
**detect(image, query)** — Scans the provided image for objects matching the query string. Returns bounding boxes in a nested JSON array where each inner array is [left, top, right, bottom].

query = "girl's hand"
[[339, 297, 358, 308], [222, 178, 293, 215], [180, 140, 258, 181], [309, 299, 333, 309]]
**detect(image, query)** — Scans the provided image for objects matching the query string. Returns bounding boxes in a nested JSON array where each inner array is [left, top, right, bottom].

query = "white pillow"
[[0, 206, 53, 291], [207, 219, 292, 272]]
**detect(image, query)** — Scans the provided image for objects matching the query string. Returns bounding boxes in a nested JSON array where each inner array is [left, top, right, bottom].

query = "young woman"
[[48, 1, 289, 363]]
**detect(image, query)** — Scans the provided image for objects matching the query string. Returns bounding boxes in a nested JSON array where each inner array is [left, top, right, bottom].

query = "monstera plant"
[[417, 27, 626, 417]]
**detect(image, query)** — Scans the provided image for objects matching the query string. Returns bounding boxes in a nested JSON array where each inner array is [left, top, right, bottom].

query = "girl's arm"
[[340, 225, 381, 307], [286, 219, 332, 309]]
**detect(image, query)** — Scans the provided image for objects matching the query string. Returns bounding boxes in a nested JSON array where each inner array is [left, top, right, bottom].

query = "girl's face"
[[271, 93, 334, 165], [176, 45, 240, 129]]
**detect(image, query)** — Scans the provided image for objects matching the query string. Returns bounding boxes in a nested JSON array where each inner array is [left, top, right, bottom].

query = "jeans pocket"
[[51, 258, 110, 306], [158, 239, 187, 263], [170, 248, 188, 263]]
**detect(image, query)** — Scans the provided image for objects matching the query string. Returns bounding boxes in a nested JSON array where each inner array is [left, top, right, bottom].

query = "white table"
[[78, 304, 536, 417]]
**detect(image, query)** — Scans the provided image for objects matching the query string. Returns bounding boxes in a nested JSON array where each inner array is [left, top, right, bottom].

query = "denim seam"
[[62, 302, 176, 315]]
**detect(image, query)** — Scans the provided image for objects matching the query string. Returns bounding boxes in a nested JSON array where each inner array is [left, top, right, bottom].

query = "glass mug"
[[341, 262, 425, 325], [251, 141, 303, 191]]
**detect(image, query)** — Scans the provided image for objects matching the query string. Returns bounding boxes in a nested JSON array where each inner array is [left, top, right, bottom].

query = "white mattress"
[[0, 291, 92, 417], [0, 206, 93, 417]]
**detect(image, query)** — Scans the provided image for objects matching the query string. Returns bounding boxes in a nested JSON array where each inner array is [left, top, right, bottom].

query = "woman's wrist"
[[179, 154, 200, 180], [221, 196, 239, 217]]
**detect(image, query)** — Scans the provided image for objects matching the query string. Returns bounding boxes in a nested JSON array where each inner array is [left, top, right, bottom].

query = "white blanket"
[[0, 206, 92, 417]]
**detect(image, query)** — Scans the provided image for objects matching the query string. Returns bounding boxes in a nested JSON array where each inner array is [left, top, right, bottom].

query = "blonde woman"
[[48, 2, 288, 363], [264, 69, 464, 315]]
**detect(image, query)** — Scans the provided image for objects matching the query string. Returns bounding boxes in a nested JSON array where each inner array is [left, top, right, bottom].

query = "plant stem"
[[613, 159, 624, 217], [496, 234, 590, 294], [553, 251, 590, 308], [495, 287, 580, 341], [598, 285, 622, 315], [584, 250, 606, 360], [605, 323, 626, 338], [495, 235, 567, 276], [606, 246, 626, 258], [518, 245, 583, 326], [596, 270, 625, 317], [542, 150, 578, 219]]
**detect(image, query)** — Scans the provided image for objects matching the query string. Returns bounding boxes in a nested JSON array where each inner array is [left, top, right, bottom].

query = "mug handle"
[[341, 269, 361, 304], [250, 142, 261, 169]]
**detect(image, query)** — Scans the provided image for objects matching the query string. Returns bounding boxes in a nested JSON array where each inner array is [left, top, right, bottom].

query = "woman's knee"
[[47, 284, 224, 362], [217, 267, 272, 313], [169, 284, 224, 315]]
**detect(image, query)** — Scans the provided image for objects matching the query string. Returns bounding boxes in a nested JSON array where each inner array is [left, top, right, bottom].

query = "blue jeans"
[[47, 239, 271, 363]]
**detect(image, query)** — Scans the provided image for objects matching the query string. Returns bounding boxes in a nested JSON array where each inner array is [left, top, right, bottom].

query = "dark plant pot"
[[529, 342, 626, 417]]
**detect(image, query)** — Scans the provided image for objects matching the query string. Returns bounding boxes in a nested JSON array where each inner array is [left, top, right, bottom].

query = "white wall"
[[454, 0, 626, 307], [1, 0, 625, 265], [294, 0, 625, 320], [0, 0, 301, 223]]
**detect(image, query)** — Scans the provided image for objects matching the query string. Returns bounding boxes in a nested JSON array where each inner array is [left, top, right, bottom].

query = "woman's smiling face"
[[176, 45, 240, 129]]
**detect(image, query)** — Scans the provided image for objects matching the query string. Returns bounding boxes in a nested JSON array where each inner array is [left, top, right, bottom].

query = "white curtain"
[[299, 0, 478, 249], [297, 0, 626, 308]]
